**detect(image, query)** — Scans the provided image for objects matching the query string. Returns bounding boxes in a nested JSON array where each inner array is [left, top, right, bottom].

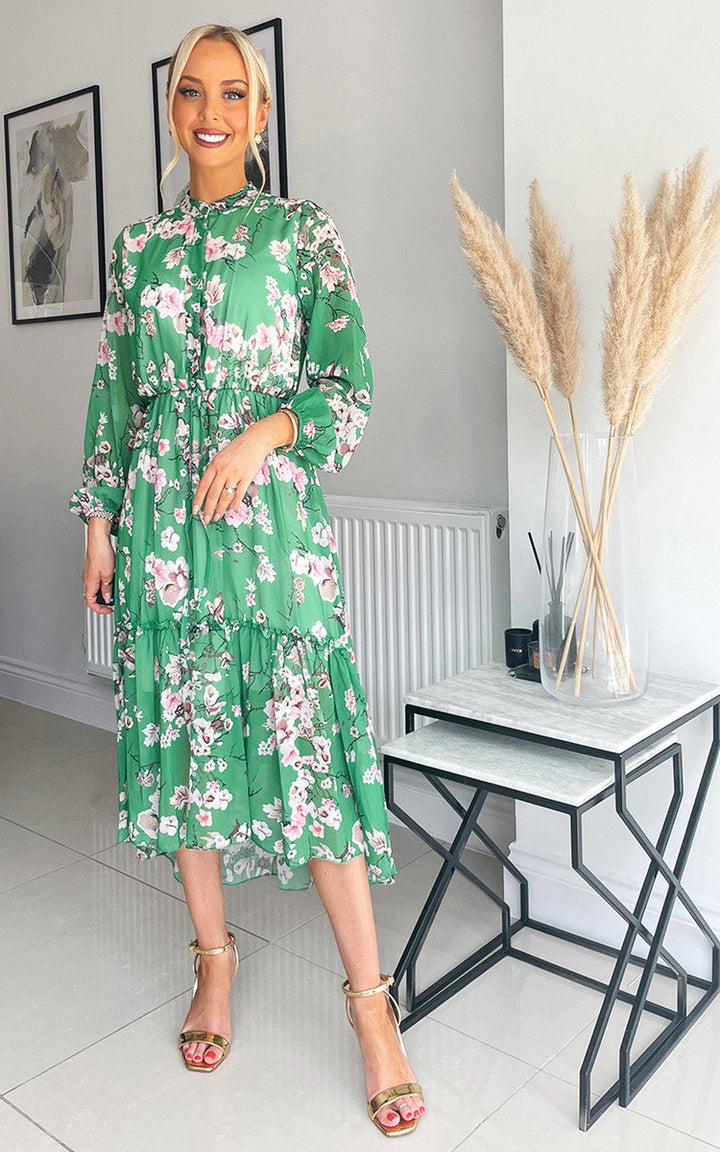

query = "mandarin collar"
[[179, 180, 256, 215]]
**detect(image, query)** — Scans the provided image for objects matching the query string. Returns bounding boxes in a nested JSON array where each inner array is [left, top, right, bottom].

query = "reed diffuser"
[[451, 149, 720, 701]]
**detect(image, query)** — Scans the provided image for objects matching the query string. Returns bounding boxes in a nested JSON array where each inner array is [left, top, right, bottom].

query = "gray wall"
[[0, 0, 507, 724], [503, 0, 720, 963]]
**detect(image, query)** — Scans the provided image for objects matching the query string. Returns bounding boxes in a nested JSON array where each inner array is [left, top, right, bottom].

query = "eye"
[[177, 86, 246, 100]]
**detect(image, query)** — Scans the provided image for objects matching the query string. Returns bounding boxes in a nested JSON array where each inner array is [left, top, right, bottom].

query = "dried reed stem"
[[451, 171, 638, 693], [528, 181, 594, 532], [562, 151, 720, 696], [572, 174, 654, 693]]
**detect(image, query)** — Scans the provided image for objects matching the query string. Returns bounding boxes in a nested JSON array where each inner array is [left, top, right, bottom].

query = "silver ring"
[[224, 485, 236, 495]]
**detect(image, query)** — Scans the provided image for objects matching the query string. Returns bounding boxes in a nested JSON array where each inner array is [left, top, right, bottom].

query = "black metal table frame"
[[383, 694, 720, 1130]]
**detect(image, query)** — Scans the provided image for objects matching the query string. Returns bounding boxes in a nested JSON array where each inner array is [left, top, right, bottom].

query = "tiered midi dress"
[[69, 180, 397, 891]]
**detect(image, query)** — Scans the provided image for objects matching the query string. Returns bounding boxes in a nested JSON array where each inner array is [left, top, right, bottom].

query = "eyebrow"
[[179, 75, 248, 85]]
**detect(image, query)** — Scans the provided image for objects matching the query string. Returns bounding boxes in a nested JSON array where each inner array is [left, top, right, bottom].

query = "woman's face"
[[169, 38, 269, 181]]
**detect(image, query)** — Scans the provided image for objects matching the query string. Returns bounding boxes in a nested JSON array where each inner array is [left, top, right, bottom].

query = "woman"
[[69, 23, 425, 1138]]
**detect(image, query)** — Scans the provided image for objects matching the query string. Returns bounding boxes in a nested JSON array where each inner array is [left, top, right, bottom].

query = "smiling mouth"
[[193, 130, 230, 145]]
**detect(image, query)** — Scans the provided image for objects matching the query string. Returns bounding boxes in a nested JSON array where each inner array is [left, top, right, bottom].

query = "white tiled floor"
[[2, 696, 719, 1151]]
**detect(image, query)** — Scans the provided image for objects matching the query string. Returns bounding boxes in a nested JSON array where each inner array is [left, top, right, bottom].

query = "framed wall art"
[[151, 17, 289, 213], [4, 84, 105, 325]]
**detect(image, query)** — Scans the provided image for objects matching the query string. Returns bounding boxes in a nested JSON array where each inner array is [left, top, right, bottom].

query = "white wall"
[[0, 0, 506, 726], [503, 0, 720, 971]]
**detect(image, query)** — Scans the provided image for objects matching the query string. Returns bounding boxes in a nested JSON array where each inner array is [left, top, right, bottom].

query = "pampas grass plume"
[[450, 170, 553, 397], [601, 173, 654, 428], [528, 181, 583, 401], [629, 149, 711, 429]]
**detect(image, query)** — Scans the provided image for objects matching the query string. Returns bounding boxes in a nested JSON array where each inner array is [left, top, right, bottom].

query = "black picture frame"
[[151, 17, 289, 214], [4, 84, 105, 325]]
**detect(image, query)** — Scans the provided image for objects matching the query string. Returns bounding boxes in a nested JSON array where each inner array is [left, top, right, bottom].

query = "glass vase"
[[539, 432, 648, 705]]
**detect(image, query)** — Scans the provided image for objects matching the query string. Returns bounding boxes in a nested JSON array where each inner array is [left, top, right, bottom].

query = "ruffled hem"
[[113, 609, 397, 891], [117, 827, 397, 890]]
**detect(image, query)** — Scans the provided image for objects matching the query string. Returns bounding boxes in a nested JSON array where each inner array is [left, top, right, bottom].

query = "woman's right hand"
[[83, 519, 116, 615]]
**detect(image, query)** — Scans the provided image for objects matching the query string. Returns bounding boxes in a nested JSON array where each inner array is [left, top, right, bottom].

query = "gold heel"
[[178, 928, 239, 1072], [342, 972, 424, 1137]]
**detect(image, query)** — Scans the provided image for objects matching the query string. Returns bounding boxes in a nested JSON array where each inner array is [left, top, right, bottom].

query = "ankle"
[[194, 929, 233, 951]]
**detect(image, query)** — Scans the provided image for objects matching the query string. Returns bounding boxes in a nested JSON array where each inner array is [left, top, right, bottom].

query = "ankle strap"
[[342, 972, 394, 998], [188, 930, 236, 956]]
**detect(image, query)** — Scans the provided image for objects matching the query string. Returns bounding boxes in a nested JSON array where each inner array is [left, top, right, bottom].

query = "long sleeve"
[[287, 201, 374, 473], [68, 225, 143, 537]]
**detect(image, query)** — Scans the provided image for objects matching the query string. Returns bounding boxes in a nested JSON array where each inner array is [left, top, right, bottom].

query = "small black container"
[[541, 603, 577, 676], [505, 627, 533, 669]]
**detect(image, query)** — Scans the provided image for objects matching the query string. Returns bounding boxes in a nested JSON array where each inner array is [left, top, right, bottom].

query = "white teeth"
[[196, 132, 228, 143]]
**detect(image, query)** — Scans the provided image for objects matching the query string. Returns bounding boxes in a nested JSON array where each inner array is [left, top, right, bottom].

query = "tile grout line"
[[0, 857, 87, 898], [1, 819, 436, 957], [1, 810, 429, 927], [2, 982, 208, 1097], [447, 1066, 545, 1151], [541, 1066, 720, 1149], [0, 813, 113, 863], [0, 1098, 78, 1152]]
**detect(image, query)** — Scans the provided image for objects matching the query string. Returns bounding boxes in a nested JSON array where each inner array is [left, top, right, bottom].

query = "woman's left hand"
[[192, 425, 270, 524]]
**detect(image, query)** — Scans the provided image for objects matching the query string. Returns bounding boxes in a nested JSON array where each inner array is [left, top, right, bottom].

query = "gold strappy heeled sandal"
[[178, 928, 239, 1072], [342, 972, 424, 1137]]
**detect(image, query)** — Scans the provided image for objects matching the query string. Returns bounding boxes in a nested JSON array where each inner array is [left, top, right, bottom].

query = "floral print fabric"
[[69, 181, 397, 890]]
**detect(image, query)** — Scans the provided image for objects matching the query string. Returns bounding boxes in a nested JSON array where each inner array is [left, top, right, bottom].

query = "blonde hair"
[[161, 23, 271, 213]]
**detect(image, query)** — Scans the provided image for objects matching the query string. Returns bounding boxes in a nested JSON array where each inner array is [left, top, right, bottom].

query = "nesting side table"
[[381, 661, 720, 1129]]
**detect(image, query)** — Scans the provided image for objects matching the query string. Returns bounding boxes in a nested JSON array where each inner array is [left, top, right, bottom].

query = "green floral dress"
[[69, 180, 397, 891]]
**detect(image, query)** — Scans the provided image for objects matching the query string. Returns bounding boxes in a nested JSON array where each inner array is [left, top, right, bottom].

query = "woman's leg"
[[175, 845, 238, 1067], [307, 854, 425, 1129]]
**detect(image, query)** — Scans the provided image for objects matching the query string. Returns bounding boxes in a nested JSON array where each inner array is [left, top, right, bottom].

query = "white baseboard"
[[506, 839, 720, 981], [0, 655, 116, 730]]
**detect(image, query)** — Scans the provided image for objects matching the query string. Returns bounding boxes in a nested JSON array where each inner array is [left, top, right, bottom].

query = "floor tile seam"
[[89, 855, 362, 946], [87, 854, 271, 946], [0, 813, 116, 860], [256, 850, 436, 942], [542, 1064, 720, 1147], [532, 1000, 621, 1076], [269, 937, 356, 979], [88, 853, 276, 950], [533, 974, 705, 1078], [2, 981, 209, 1098], [217, 857, 437, 944], [0, 852, 87, 899], [0, 841, 204, 911], [446, 1066, 544, 1151], [625, 1095, 720, 1149], [420, 959, 611, 1053], [0, 1097, 76, 1152], [415, 1010, 545, 1068]]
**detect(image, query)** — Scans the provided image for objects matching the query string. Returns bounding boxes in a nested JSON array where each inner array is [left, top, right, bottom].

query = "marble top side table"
[[381, 661, 720, 1130]]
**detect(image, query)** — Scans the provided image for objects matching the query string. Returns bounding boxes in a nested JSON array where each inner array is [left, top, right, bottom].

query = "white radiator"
[[85, 497, 510, 750], [325, 496, 509, 748]]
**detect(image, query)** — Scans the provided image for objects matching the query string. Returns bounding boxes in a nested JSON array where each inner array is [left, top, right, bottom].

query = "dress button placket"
[[185, 201, 213, 824]]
